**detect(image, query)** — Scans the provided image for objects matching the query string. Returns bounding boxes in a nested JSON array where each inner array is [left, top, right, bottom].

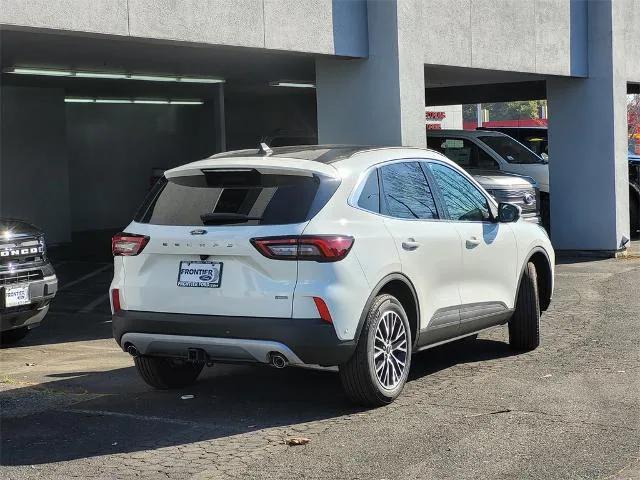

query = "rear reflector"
[[313, 297, 333, 324], [250, 235, 354, 262], [111, 288, 121, 313], [112, 233, 150, 256]]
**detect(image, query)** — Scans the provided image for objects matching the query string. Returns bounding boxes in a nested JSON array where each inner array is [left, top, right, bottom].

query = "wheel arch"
[[355, 273, 420, 348], [516, 247, 553, 312]]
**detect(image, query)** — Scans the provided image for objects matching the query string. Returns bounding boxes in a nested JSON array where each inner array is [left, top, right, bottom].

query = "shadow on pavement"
[[0, 337, 515, 466]]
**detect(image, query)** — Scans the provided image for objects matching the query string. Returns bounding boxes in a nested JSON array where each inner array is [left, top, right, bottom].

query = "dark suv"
[[0, 219, 58, 344]]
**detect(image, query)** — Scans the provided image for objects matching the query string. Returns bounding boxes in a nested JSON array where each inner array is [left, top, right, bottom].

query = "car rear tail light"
[[250, 236, 354, 262], [112, 233, 150, 256], [111, 288, 122, 313], [313, 297, 333, 324]]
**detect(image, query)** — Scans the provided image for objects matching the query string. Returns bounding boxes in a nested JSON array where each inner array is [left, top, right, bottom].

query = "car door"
[[426, 161, 518, 335], [378, 161, 463, 343]]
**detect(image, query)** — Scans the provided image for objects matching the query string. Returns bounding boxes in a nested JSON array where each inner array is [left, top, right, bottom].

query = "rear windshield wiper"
[[200, 213, 262, 225]]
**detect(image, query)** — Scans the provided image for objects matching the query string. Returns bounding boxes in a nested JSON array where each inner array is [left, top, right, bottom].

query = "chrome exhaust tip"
[[126, 345, 139, 357], [269, 352, 288, 369]]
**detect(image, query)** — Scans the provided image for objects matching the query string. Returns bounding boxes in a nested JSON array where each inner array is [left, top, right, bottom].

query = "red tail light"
[[250, 235, 354, 262], [112, 233, 150, 256], [313, 297, 333, 324], [111, 288, 122, 313]]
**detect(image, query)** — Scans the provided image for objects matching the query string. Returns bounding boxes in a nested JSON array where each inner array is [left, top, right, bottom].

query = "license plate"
[[177, 261, 222, 288], [5, 285, 30, 308]]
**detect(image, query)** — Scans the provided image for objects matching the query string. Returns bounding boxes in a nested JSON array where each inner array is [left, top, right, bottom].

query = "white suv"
[[110, 145, 554, 406]]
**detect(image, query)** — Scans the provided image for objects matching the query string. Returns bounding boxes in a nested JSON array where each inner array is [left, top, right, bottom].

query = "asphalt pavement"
[[1, 256, 639, 479]]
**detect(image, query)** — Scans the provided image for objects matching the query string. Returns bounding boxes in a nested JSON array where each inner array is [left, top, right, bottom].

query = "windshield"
[[479, 135, 546, 165]]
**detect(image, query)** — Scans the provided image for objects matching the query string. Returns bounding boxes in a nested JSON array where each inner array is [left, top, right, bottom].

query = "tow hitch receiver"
[[187, 348, 207, 363]]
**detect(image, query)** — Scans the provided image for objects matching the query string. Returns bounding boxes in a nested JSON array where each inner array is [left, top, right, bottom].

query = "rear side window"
[[357, 170, 380, 213], [135, 169, 339, 226], [379, 162, 438, 220]]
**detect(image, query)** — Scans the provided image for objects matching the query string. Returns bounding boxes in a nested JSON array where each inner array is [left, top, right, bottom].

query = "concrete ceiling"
[[0, 28, 316, 98], [6, 28, 631, 105]]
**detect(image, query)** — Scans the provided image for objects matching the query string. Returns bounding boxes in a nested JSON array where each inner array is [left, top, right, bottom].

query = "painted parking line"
[[58, 264, 113, 292], [79, 293, 110, 314]]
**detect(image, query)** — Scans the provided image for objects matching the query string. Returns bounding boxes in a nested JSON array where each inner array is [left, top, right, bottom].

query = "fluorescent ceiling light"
[[95, 99, 133, 104], [169, 100, 204, 105], [133, 99, 169, 104], [179, 77, 225, 84], [65, 98, 95, 103], [65, 97, 204, 105], [269, 81, 315, 89], [8, 67, 72, 77], [75, 72, 128, 79], [6, 67, 224, 84], [128, 74, 176, 82]]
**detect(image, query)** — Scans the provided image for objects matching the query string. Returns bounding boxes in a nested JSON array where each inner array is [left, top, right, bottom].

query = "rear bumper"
[[112, 310, 356, 366]]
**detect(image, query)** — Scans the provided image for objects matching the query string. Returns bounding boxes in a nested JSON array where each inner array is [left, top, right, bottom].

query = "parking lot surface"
[[1, 257, 639, 479]]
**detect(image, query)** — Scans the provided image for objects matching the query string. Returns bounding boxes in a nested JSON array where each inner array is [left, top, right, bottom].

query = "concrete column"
[[546, 0, 629, 253], [315, 0, 425, 147]]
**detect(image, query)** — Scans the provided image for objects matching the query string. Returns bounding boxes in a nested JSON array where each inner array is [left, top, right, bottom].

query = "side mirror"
[[497, 203, 521, 223]]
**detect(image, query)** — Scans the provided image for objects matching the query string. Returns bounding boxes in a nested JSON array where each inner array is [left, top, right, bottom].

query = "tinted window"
[[380, 162, 438, 219], [479, 135, 545, 164], [357, 170, 380, 213], [429, 163, 491, 222], [135, 170, 339, 226], [427, 136, 499, 170]]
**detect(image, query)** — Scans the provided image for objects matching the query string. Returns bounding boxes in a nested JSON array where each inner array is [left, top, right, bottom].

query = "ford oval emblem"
[[190, 229, 207, 235], [199, 274, 213, 281], [523, 193, 535, 205]]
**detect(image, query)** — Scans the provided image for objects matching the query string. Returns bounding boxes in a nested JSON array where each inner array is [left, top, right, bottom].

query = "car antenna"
[[258, 142, 273, 156]]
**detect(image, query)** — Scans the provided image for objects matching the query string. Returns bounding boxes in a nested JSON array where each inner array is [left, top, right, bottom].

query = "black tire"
[[509, 262, 541, 351], [134, 356, 204, 389], [630, 193, 639, 238], [339, 294, 412, 407], [0, 327, 29, 345]]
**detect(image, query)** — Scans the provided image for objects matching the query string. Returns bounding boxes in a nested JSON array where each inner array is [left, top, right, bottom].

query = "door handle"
[[402, 238, 420, 251], [466, 236, 481, 248]]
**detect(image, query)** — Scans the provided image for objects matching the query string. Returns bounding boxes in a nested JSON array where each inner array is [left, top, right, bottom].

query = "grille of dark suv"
[[0, 236, 45, 267], [490, 188, 538, 215], [0, 269, 44, 286]]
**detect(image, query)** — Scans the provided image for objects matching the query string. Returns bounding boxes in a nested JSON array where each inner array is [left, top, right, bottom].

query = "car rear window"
[[135, 169, 339, 226]]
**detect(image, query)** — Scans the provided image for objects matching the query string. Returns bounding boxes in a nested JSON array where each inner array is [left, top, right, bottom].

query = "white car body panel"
[[116, 222, 306, 318], [382, 216, 463, 330], [453, 220, 518, 308]]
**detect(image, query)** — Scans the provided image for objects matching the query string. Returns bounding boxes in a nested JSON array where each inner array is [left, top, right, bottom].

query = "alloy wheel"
[[373, 310, 408, 390]]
